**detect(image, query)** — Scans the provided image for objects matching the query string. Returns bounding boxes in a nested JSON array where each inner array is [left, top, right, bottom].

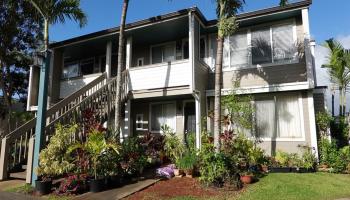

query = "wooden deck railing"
[[0, 71, 129, 182]]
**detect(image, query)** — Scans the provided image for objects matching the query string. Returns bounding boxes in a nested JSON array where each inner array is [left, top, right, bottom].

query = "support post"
[[106, 41, 112, 79], [126, 37, 132, 70], [193, 92, 201, 150], [31, 51, 51, 186], [122, 99, 131, 141], [26, 137, 35, 184], [308, 91, 319, 158], [0, 137, 9, 180]]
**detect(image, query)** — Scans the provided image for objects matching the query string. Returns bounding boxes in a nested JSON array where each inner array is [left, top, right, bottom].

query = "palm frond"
[[51, 0, 87, 27], [280, 0, 289, 7]]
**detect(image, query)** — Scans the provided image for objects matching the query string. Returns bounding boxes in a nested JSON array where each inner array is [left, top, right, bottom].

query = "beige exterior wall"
[[207, 90, 313, 155]]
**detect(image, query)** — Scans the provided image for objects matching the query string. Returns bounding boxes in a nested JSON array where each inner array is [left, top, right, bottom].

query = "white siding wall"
[[59, 73, 102, 98], [128, 60, 191, 91]]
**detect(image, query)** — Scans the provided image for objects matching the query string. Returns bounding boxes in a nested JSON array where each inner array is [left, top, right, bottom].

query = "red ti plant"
[[82, 108, 106, 140]]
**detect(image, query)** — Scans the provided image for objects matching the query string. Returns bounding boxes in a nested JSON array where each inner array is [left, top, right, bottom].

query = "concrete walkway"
[[74, 178, 159, 200]]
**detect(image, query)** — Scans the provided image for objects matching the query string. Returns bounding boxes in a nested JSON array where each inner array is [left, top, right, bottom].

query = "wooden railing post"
[[26, 137, 35, 184], [0, 137, 9, 181]]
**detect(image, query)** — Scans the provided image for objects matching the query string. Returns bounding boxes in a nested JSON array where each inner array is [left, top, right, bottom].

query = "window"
[[62, 62, 79, 79], [150, 102, 176, 132], [223, 31, 249, 68], [136, 114, 144, 131], [251, 27, 272, 65], [137, 58, 144, 67], [183, 40, 189, 59], [80, 59, 95, 75], [151, 43, 176, 64], [200, 37, 206, 59], [251, 23, 296, 65], [254, 94, 303, 139]]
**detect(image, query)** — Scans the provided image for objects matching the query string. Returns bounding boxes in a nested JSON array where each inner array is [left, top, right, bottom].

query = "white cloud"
[[315, 34, 350, 115]]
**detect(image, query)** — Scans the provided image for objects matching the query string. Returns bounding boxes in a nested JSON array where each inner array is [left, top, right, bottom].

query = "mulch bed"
[[125, 177, 239, 200]]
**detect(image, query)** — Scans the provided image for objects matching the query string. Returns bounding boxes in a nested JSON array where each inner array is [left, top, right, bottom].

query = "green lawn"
[[236, 173, 350, 200]]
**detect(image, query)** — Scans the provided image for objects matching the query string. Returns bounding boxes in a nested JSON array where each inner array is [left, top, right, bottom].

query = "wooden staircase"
[[0, 71, 129, 183]]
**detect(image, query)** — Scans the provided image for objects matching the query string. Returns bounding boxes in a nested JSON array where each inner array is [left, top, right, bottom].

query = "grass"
[[4, 183, 34, 194], [236, 172, 350, 200]]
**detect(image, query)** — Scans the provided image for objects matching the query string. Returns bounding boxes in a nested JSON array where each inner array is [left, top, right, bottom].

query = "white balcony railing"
[[128, 60, 191, 91]]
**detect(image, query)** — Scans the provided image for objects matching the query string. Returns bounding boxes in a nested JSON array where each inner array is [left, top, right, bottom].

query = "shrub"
[[316, 111, 333, 138], [198, 141, 229, 187], [36, 124, 78, 180], [318, 138, 339, 166], [162, 125, 185, 165], [56, 174, 87, 194], [298, 145, 317, 169]]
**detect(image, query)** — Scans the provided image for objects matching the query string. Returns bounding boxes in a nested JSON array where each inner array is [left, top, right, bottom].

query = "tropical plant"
[[316, 111, 333, 139], [119, 137, 145, 175], [298, 145, 317, 169], [27, 0, 87, 51], [68, 129, 120, 180], [322, 38, 350, 116], [36, 124, 78, 180], [176, 151, 197, 171], [162, 125, 185, 165], [114, 0, 129, 136]]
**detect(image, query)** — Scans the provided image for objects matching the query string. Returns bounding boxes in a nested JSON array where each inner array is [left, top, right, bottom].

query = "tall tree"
[[114, 0, 129, 137], [28, 0, 87, 51], [322, 38, 350, 116], [0, 0, 41, 133], [213, 0, 291, 149], [213, 0, 244, 150]]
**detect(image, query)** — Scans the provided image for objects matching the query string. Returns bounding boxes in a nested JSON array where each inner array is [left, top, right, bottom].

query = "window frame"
[[79, 58, 96, 76], [150, 41, 177, 65], [216, 19, 299, 71], [149, 101, 177, 133], [137, 57, 144, 67], [251, 92, 306, 142], [135, 114, 145, 131]]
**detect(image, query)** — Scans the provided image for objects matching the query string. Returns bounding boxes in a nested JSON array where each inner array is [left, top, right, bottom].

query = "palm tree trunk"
[[115, 0, 129, 137], [340, 88, 342, 116], [343, 88, 347, 116], [214, 36, 224, 150], [44, 19, 49, 51]]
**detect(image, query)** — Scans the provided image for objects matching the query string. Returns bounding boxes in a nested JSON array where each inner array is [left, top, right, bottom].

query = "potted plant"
[[163, 125, 186, 176], [35, 124, 77, 195], [69, 129, 120, 193], [269, 151, 291, 173], [177, 152, 197, 178], [240, 171, 254, 184], [297, 145, 317, 173]]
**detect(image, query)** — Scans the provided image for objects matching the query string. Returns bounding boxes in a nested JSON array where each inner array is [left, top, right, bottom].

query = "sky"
[[50, 0, 350, 115]]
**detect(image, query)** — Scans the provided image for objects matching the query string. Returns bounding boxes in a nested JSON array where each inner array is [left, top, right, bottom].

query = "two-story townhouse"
[[26, 0, 318, 156]]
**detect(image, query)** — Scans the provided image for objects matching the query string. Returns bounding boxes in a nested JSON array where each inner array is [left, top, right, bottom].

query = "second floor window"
[[151, 43, 176, 64], [252, 23, 296, 65]]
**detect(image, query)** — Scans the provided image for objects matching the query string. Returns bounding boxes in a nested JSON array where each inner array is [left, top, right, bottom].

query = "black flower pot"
[[89, 178, 105, 193], [269, 167, 291, 173], [109, 176, 122, 188], [35, 180, 52, 195]]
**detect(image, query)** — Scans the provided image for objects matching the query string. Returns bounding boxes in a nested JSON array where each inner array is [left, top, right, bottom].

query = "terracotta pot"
[[174, 168, 184, 176], [240, 175, 254, 184], [185, 169, 193, 178]]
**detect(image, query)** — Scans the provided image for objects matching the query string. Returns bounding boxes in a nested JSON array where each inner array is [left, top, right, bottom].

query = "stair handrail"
[[5, 73, 107, 142]]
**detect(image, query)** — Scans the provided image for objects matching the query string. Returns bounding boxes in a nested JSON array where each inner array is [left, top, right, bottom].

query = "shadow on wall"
[[230, 37, 306, 155]]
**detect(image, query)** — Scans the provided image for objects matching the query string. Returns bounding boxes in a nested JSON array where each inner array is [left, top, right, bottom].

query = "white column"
[[126, 37, 133, 70], [27, 66, 35, 111], [302, 8, 315, 88], [106, 41, 112, 79], [188, 11, 195, 92], [194, 93, 201, 149], [308, 91, 319, 158]]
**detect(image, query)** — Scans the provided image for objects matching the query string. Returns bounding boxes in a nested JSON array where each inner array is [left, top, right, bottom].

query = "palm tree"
[[322, 39, 350, 116], [114, 0, 129, 138], [28, 0, 87, 51], [213, 0, 245, 150], [212, 0, 291, 149]]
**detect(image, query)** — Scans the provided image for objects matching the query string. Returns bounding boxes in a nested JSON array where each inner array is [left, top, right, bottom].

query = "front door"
[[184, 101, 196, 134]]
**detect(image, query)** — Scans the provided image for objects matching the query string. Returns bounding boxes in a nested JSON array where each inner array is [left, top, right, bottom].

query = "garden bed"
[[124, 177, 238, 200]]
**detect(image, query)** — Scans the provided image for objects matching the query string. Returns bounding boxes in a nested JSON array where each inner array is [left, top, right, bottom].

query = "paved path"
[[74, 178, 159, 200], [0, 192, 41, 200]]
